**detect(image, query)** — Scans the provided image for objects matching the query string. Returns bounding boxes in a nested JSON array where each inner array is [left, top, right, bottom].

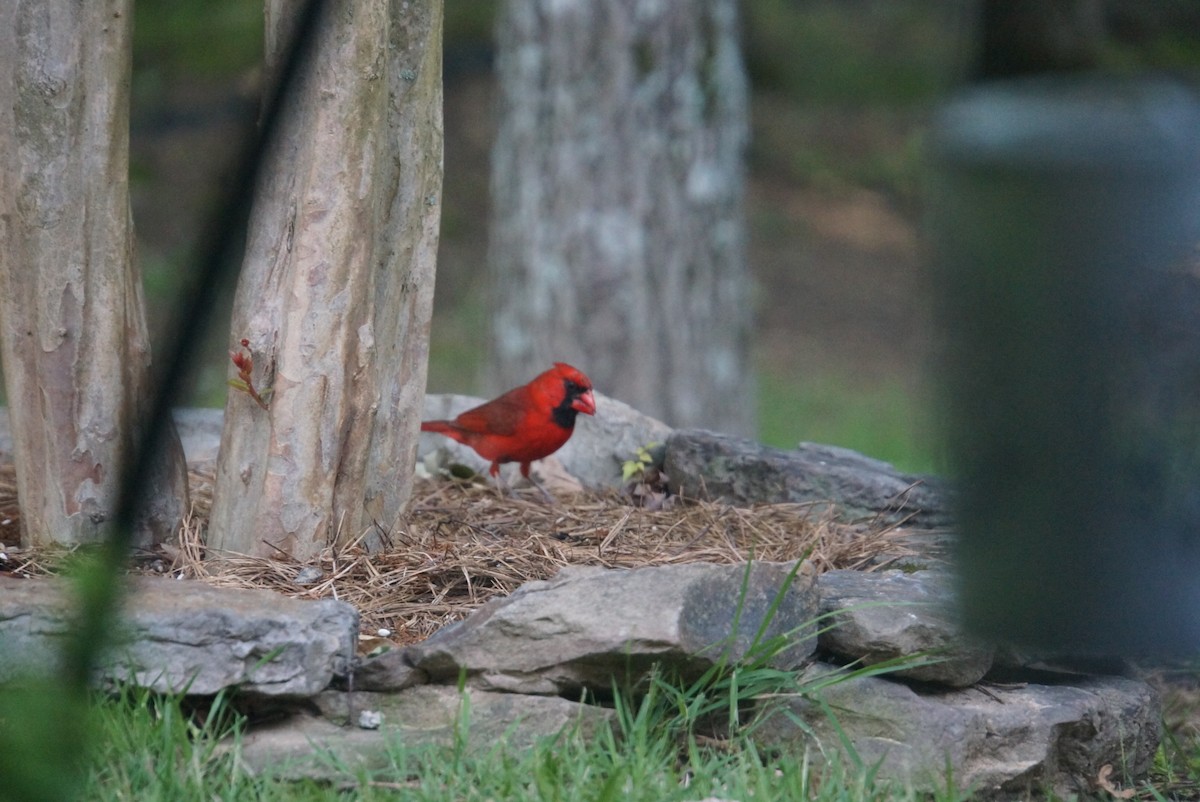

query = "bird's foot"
[[490, 472, 515, 500], [528, 477, 559, 505], [493, 468, 559, 504]]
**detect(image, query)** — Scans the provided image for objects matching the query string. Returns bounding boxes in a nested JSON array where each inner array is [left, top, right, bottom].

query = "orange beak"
[[573, 389, 597, 416]]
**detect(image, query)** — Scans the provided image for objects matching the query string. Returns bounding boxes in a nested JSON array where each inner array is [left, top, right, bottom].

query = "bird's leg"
[[520, 462, 559, 505], [488, 462, 513, 499]]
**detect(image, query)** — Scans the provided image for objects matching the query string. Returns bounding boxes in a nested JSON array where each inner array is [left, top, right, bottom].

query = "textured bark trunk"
[[0, 0, 189, 547], [489, 0, 753, 437], [208, 0, 443, 558]]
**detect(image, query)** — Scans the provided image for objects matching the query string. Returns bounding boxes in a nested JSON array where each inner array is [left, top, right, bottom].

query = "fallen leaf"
[[1096, 764, 1136, 799]]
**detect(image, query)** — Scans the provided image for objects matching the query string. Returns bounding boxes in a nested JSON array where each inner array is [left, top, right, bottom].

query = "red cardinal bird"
[[421, 362, 596, 499]]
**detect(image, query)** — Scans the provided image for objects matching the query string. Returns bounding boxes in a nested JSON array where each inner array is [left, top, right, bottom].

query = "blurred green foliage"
[[443, 0, 495, 47], [745, 0, 961, 104], [133, 0, 263, 79], [757, 368, 940, 474]]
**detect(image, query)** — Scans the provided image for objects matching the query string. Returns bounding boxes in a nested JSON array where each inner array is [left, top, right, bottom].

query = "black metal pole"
[[930, 75, 1200, 653]]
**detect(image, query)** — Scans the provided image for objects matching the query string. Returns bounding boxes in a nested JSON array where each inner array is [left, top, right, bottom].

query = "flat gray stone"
[[407, 561, 819, 695], [755, 662, 1161, 798], [0, 399, 669, 486], [237, 685, 616, 779], [0, 575, 357, 697], [817, 569, 993, 687], [336, 647, 428, 692], [664, 430, 950, 526], [171, 407, 225, 466]]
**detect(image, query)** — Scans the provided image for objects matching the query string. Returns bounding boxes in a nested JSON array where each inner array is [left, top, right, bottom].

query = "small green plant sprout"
[[621, 442, 671, 509], [621, 442, 661, 483], [227, 338, 272, 410]]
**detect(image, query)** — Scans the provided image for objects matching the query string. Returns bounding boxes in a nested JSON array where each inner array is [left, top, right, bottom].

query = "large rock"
[[237, 685, 616, 779], [171, 407, 225, 466], [0, 576, 357, 697], [756, 662, 1161, 798], [664, 430, 950, 526], [559, 393, 672, 488], [407, 561, 819, 695], [336, 647, 429, 693], [420, 391, 672, 489], [817, 569, 993, 687]]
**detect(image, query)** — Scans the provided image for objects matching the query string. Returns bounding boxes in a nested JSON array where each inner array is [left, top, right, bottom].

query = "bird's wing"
[[450, 389, 527, 437]]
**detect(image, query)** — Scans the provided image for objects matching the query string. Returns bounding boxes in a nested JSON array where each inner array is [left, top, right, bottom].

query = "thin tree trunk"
[[0, 0, 189, 547], [209, 0, 443, 558], [489, 0, 753, 437]]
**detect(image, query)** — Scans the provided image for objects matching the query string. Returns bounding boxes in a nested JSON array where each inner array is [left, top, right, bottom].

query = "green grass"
[[72, 688, 912, 802], [65, 663, 1200, 801], [757, 368, 941, 475]]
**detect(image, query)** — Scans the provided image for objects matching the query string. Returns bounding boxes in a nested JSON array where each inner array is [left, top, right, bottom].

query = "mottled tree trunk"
[[0, 0, 189, 547], [489, 0, 753, 437], [208, 0, 443, 558]]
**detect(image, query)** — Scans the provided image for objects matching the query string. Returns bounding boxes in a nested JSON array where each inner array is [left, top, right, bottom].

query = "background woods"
[[126, 0, 974, 480], [1, 0, 1198, 549]]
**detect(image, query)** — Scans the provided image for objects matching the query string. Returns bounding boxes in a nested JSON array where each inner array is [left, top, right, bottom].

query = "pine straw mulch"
[[0, 462, 937, 647]]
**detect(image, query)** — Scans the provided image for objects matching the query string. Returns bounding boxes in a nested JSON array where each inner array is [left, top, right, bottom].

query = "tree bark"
[[208, 0, 443, 558], [0, 0, 190, 547], [489, 0, 753, 437]]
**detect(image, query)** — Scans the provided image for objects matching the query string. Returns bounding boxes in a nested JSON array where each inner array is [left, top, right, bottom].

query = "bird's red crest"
[[552, 361, 591, 389]]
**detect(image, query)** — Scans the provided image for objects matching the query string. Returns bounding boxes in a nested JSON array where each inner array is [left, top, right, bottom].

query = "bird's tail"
[[420, 420, 466, 443]]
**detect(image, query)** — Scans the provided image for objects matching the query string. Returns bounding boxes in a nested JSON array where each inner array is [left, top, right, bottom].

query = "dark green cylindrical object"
[[929, 76, 1200, 653]]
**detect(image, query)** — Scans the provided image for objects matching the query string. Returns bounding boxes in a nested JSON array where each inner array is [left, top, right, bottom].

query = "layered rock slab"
[[817, 569, 993, 687], [756, 662, 1161, 798], [0, 575, 357, 697], [406, 561, 820, 695], [237, 685, 616, 778], [664, 430, 950, 527]]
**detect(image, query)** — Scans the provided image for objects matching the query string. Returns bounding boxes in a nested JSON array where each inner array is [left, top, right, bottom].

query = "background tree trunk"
[[208, 0, 443, 558], [489, 0, 753, 437], [0, 0, 189, 547]]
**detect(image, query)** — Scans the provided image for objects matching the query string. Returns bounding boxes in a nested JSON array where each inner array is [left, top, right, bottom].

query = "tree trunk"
[[0, 0, 190, 547], [489, 0, 753, 437], [208, 0, 443, 558]]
